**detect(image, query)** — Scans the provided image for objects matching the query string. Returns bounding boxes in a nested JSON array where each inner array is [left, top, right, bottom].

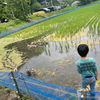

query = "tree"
[[0, 0, 5, 18], [78, 0, 97, 5], [0, 0, 8, 22], [30, 0, 41, 13], [6, 0, 31, 19], [32, 2, 41, 12]]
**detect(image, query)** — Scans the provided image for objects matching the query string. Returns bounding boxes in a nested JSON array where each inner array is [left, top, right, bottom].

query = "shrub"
[[14, 19, 21, 25], [12, 17, 16, 20]]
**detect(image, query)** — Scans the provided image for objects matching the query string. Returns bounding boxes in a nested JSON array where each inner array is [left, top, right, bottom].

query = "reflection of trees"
[[1, 50, 18, 70], [4, 35, 46, 65]]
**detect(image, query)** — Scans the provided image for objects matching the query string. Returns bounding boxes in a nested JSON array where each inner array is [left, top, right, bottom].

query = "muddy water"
[[18, 39, 100, 90], [2, 32, 100, 90]]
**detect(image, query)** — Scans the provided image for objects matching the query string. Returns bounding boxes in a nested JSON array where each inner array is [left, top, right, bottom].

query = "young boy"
[[76, 44, 98, 92]]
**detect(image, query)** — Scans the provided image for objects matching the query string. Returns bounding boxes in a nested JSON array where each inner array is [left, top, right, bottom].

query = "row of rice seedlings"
[[6, 4, 100, 41], [88, 17, 97, 33], [97, 21, 100, 35], [84, 16, 95, 28], [93, 14, 100, 31], [68, 13, 93, 37], [92, 13, 100, 35], [88, 13, 99, 34], [57, 19, 84, 39]]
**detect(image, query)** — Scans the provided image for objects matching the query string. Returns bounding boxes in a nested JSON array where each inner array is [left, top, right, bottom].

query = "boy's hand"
[[95, 71, 98, 81], [95, 77, 98, 81]]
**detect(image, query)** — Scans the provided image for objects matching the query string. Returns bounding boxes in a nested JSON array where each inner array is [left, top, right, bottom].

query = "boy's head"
[[77, 44, 89, 57]]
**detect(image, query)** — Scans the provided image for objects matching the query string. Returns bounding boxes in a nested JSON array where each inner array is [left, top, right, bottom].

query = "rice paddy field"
[[0, 3, 100, 90]]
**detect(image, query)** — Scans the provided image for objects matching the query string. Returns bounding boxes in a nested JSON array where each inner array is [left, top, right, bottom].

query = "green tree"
[[30, 0, 41, 13], [32, 2, 41, 12], [7, 0, 31, 19], [0, 0, 8, 22], [78, 0, 97, 5], [0, 0, 5, 18]]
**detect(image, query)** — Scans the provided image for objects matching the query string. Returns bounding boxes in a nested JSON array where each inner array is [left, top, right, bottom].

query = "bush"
[[14, 19, 21, 25], [19, 16, 26, 20], [32, 2, 41, 12], [12, 17, 16, 20]]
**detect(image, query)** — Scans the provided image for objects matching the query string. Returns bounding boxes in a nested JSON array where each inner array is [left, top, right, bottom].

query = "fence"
[[0, 2, 100, 38], [0, 71, 100, 100]]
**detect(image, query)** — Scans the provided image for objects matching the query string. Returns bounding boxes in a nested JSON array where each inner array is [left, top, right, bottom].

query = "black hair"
[[77, 44, 89, 57]]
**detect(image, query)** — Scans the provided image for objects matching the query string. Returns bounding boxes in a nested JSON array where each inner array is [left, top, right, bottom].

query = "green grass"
[[0, 19, 28, 33], [5, 3, 100, 41]]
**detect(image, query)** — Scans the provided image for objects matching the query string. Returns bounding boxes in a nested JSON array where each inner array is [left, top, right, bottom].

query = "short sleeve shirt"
[[76, 58, 97, 78]]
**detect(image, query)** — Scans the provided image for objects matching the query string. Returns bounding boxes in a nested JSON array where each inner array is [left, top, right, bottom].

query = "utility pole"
[[45, 0, 47, 7], [51, 0, 53, 6], [21, 2, 25, 15]]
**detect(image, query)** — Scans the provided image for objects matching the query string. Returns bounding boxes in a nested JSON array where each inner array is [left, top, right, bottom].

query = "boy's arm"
[[92, 59, 98, 80], [95, 71, 98, 81]]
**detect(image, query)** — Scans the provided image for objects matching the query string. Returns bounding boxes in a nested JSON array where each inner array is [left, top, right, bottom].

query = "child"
[[76, 44, 98, 92]]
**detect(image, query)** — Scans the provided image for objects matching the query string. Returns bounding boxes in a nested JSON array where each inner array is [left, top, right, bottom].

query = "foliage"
[[6, 0, 31, 19], [14, 19, 21, 25], [97, 79, 100, 86], [78, 0, 98, 5], [0, 0, 8, 22], [32, 2, 41, 12], [63, 0, 77, 5], [0, 0, 5, 16]]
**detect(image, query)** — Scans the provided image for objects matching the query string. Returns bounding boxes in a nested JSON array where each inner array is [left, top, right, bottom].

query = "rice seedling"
[[87, 40, 88, 45], [55, 42, 57, 50], [71, 39, 73, 45], [67, 42, 69, 48], [75, 42, 77, 48], [94, 47, 97, 54], [48, 42, 50, 47], [44, 48, 47, 54], [48, 48, 50, 53], [65, 45, 68, 51], [90, 43, 93, 48], [59, 42, 63, 53], [44, 42, 46, 47]]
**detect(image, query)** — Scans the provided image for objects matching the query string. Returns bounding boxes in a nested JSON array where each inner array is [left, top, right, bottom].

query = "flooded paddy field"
[[1, 30, 100, 90], [18, 40, 100, 90]]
